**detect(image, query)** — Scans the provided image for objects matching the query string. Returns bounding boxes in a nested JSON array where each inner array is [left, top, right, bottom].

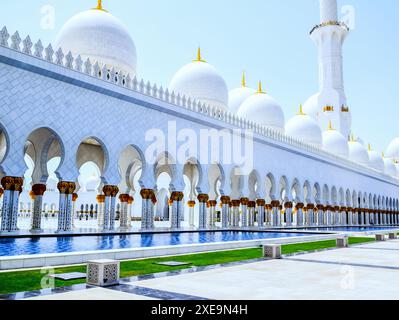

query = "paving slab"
[[133, 241, 399, 300]]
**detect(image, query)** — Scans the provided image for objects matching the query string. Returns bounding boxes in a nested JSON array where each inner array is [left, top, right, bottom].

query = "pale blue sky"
[[2, 0, 398, 153]]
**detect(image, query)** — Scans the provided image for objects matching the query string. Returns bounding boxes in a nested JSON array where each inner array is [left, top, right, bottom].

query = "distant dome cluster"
[[53, 1, 399, 179]]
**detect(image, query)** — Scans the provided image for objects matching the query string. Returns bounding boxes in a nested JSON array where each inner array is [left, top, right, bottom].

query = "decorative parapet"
[[0, 26, 395, 183], [310, 20, 349, 35]]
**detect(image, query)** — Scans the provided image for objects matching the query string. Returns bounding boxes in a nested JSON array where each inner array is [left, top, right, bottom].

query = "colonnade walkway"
[[14, 237, 399, 300]]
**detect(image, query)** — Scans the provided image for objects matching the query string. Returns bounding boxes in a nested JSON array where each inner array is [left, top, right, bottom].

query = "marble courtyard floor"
[[11, 239, 399, 300]]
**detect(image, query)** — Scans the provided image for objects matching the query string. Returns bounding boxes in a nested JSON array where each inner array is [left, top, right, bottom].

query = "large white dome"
[[55, 5, 137, 76], [169, 49, 228, 111], [285, 106, 322, 146], [348, 138, 369, 165], [237, 83, 285, 131], [384, 157, 397, 177], [229, 74, 256, 114], [322, 124, 349, 157], [367, 146, 384, 172], [386, 137, 399, 160]]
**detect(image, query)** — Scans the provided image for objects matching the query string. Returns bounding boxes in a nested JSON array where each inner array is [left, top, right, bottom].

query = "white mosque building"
[[0, 0, 399, 233]]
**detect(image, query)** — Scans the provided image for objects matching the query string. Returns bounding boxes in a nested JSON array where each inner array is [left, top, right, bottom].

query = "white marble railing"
[[0, 26, 396, 184]]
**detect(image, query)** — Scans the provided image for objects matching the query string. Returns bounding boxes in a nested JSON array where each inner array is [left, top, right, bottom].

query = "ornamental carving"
[[306, 204, 315, 210], [240, 198, 249, 205], [128, 196, 134, 205], [103, 185, 118, 197], [248, 201, 256, 208], [140, 189, 153, 200]]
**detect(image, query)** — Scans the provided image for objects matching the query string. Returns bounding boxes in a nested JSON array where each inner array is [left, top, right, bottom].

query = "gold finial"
[[368, 143, 372, 152], [257, 81, 265, 94], [350, 133, 355, 142], [194, 47, 206, 63], [328, 120, 334, 131], [382, 152, 385, 159], [94, 0, 107, 11], [242, 72, 246, 87], [298, 104, 306, 116]]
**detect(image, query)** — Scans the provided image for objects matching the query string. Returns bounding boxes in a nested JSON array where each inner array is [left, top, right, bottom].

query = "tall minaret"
[[310, 0, 352, 138]]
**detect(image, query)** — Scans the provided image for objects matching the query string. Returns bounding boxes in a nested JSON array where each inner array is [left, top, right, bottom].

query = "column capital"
[[32, 184, 47, 196], [271, 200, 280, 208], [231, 200, 241, 207], [256, 199, 266, 207], [296, 203, 305, 209], [57, 181, 76, 194], [119, 194, 130, 203], [0, 187, 3, 198], [72, 193, 79, 202], [187, 200, 196, 208], [140, 189, 153, 200], [248, 201, 256, 208], [171, 191, 184, 202], [29, 190, 36, 200], [340, 206, 347, 211], [317, 204, 325, 211], [128, 196, 134, 205], [240, 198, 249, 205], [96, 195, 106, 203], [197, 194, 209, 203], [1, 176, 24, 192], [306, 204, 315, 210], [103, 185, 119, 197], [284, 202, 293, 209], [207, 200, 217, 207], [220, 196, 231, 205]]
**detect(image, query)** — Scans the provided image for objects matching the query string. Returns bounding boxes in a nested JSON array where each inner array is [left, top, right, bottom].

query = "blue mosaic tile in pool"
[[0, 231, 311, 257]]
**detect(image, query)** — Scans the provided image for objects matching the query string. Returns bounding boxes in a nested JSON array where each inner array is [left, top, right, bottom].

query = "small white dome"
[[303, 93, 320, 119], [348, 139, 369, 165], [169, 49, 228, 111], [237, 83, 285, 130], [285, 107, 322, 146], [384, 157, 397, 177], [56, 6, 137, 76], [229, 74, 256, 113], [386, 137, 399, 160], [367, 147, 384, 172], [322, 126, 349, 157]]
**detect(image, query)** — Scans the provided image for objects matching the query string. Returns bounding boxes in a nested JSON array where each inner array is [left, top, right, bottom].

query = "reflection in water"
[[0, 230, 349, 257]]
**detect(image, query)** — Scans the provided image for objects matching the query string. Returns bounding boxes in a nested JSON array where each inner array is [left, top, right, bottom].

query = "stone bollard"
[[336, 236, 349, 248], [87, 259, 120, 287], [263, 244, 282, 259], [389, 233, 397, 240], [375, 234, 386, 242]]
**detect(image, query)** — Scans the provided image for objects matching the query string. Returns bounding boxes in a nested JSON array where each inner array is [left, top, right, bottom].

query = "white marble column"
[[271, 201, 280, 227], [317, 205, 325, 226], [241, 198, 249, 227], [171, 191, 184, 229], [96, 195, 105, 227], [119, 194, 130, 229], [285, 202, 293, 227], [296, 203, 304, 226], [30, 184, 46, 231], [221, 196, 230, 229], [56, 181, 76, 232], [188, 200, 195, 228], [256, 200, 266, 227], [0, 177, 23, 232], [197, 194, 209, 229], [248, 201, 255, 227]]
